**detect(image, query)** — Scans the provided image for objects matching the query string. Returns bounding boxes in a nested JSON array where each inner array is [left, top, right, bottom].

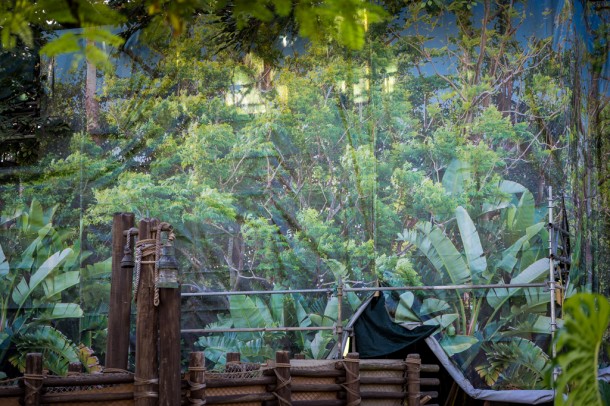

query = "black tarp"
[[353, 294, 436, 358]]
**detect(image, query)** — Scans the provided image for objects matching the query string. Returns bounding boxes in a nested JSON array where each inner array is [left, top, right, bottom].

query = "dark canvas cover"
[[353, 294, 436, 359]]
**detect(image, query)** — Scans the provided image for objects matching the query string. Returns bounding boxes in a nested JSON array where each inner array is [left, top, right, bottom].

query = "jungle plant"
[[395, 184, 553, 388], [554, 293, 610, 406], [0, 200, 84, 376], [196, 287, 362, 366]]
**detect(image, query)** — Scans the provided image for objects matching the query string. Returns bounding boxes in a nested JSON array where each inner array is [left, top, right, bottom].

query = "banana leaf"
[[456, 206, 487, 283], [486, 258, 548, 311], [12, 248, 72, 307]]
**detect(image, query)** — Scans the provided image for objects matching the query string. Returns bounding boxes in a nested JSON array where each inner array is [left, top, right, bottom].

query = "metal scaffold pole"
[[548, 186, 557, 356]]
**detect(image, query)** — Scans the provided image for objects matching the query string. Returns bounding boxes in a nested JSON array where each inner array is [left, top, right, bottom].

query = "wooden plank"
[[40, 391, 133, 404], [206, 376, 275, 387], [0, 386, 24, 397], [159, 287, 181, 406], [274, 351, 291, 406], [360, 391, 406, 399], [187, 352, 206, 405], [421, 364, 440, 373], [290, 369, 343, 377], [24, 353, 43, 406], [135, 218, 159, 406], [205, 393, 276, 404], [44, 373, 133, 386], [106, 212, 135, 369], [292, 401, 346, 406], [280, 383, 343, 392]]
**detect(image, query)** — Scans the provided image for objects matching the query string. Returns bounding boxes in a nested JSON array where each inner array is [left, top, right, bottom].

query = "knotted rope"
[[272, 363, 291, 405], [23, 373, 44, 403], [134, 223, 175, 306], [341, 358, 361, 406], [134, 376, 159, 399], [187, 365, 207, 405]]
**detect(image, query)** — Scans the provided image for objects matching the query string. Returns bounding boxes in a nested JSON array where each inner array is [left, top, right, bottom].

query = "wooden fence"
[[0, 350, 440, 405], [0, 214, 441, 405]]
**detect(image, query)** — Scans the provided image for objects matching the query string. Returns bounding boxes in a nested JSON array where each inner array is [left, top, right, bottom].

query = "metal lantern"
[[121, 236, 135, 268], [157, 243, 180, 288], [121, 249, 135, 268]]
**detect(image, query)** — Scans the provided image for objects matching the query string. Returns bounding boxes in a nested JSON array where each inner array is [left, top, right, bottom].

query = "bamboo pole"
[[406, 354, 421, 406], [24, 353, 43, 406], [187, 352, 206, 405], [107, 212, 135, 369], [135, 218, 159, 406], [274, 351, 291, 406]]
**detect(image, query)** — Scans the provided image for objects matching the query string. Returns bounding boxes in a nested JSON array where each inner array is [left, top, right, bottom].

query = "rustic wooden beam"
[[205, 393, 276, 404], [343, 353, 360, 406], [135, 218, 159, 406], [159, 286, 181, 406], [0, 386, 24, 397], [407, 354, 421, 406], [40, 392, 134, 403], [24, 353, 43, 406], [44, 373, 133, 386], [187, 352, 206, 405], [107, 212, 135, 369], [274, 351, 291, 406], [206, 376, 275, 387]]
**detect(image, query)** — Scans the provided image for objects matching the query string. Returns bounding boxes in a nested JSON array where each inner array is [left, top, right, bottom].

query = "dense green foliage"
[[1, 0, 609, 396], [554, 293, 610, 406]]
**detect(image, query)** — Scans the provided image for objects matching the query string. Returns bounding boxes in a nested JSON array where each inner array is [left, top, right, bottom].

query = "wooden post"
[[344, 352, 360, 406], [135, 218, 159, 406], [24, 353, 43, 406], [107, 212, 135, 369], [226, 352, 240, 363], [187, 352, 206, 405], [159, 287, 181, 406], [68, 361, 82, 375], [406, 354, 421, 406], [274, 351, 291, 406]]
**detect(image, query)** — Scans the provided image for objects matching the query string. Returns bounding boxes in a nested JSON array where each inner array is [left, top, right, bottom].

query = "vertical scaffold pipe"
[[548, 186, 557, 357]]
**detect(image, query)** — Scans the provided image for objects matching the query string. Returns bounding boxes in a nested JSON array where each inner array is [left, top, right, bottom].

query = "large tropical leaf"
[[42, 271, 80, 299], [481, 180, 527, 214], [555, 294, 610, 406], [495, 222, 544, 274], [426, 226, 470, 285], [229, 295, 272, 329], [12, 248, 72, 307], [398, 222, 470, 285], [394, 292, 420, 323], [424, 313, 458, 328], [456, 206, 487, 283], [419, 298, 450, 316], [442, 159, 471, 196], [196, 332, 239, 366], [475, 337, 551, 389], [35, 303, 83, 321], [439, 335, 479, 356], [0, 243, 8, 277], [486, 258, 548, 311], [10, 325, 79, 375]]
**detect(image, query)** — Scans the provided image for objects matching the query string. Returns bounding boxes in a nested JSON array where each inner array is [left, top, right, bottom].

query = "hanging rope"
[[133, 223, 175, 306]]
